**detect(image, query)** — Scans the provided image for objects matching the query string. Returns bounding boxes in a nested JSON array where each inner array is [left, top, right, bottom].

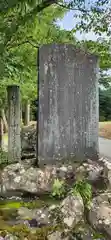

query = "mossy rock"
[[0, 201, 22, 209], [23, 200, 48, 209], [0, 218, 64, 240], [0, 195, 59, 210], [0, 200, 47, 224], [0, 200, 48, 212], [71, 220, 106, 240], [0, 208, 17, 221]]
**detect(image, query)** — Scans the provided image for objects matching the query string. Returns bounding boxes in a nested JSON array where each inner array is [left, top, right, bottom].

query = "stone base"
[[0, 157, 111, 239], [0, 158, 106, 195]]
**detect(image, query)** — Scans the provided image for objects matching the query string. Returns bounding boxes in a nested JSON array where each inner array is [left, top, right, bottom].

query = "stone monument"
[[7, 85, 21, 163], [38, 44, 99, 165]]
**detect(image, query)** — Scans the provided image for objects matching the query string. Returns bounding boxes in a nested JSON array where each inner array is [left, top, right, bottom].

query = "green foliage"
[[51, 178, 66, 199], [78, 38, 111, 121], [78, 39, 111, 71], [71, 180, 92, 209], [74, 0, 111, 36], [0, 0, 77, 108], [0, 0, 110, 115], [92, 231, 106, 239], [51, 178, 92, 208], [99, 88, 111, 121], [99, 70, 111, 88]]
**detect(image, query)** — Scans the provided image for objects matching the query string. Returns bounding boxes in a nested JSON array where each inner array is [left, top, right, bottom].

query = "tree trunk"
[[24, 100, 30, 126], [1, 109, 8, 133], [0, 113, 3, 149]]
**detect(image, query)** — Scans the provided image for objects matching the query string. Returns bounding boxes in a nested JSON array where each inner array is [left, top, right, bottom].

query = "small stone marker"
[[7, 85, 21, 163]]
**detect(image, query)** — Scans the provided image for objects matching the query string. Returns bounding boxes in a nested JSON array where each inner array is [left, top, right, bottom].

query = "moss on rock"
[[0, 218, 64, 240], [0, 195, 59, 210], [0, 208, 17, 221]]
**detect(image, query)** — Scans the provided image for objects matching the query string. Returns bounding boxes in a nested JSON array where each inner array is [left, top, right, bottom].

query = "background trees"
[[0, 0, 111, 124]]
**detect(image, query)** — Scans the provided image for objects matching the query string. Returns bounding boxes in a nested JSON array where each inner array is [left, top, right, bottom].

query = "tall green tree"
[[0, 0, 110, 54], [99, 88, 111, 121], [77, 39, 111, 87], [0, 0, 110, 122], [0, 2, 76, 106]]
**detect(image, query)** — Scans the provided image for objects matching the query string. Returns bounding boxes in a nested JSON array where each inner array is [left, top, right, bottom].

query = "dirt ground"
[[99, 122, 111, 139]]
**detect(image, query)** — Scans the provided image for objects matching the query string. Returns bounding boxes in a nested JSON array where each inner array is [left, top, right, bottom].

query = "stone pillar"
[[7, 85, 21, 163], [0, 110, 3, 150], [38, 44, 99, 165]]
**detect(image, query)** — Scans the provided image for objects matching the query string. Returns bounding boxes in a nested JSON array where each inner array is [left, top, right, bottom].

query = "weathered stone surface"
[[17, 195, 84, 230], [88, 192, 111, 238], [47, 231, 69, 240], [21, 123, 36, 154], [99, 157, 111, 188], [1, 235, 18, 240], [18, 206, 36, 219], [71, 227, 105, 240], [6, 195, 84, 230], [1, 163, 75, 194], [60, 195, 84, 228], [18, 206, 51, 226], [0, 160, 105, 194], [7, 85, 21, 163], [38, 44, 99, 164], [0, 158, 111, 240], [76, 159, 103, 182]]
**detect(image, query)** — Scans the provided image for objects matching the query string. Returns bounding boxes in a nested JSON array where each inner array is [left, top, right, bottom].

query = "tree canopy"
[[0, 0, 111, 120], [0, 0, 76, 105]]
